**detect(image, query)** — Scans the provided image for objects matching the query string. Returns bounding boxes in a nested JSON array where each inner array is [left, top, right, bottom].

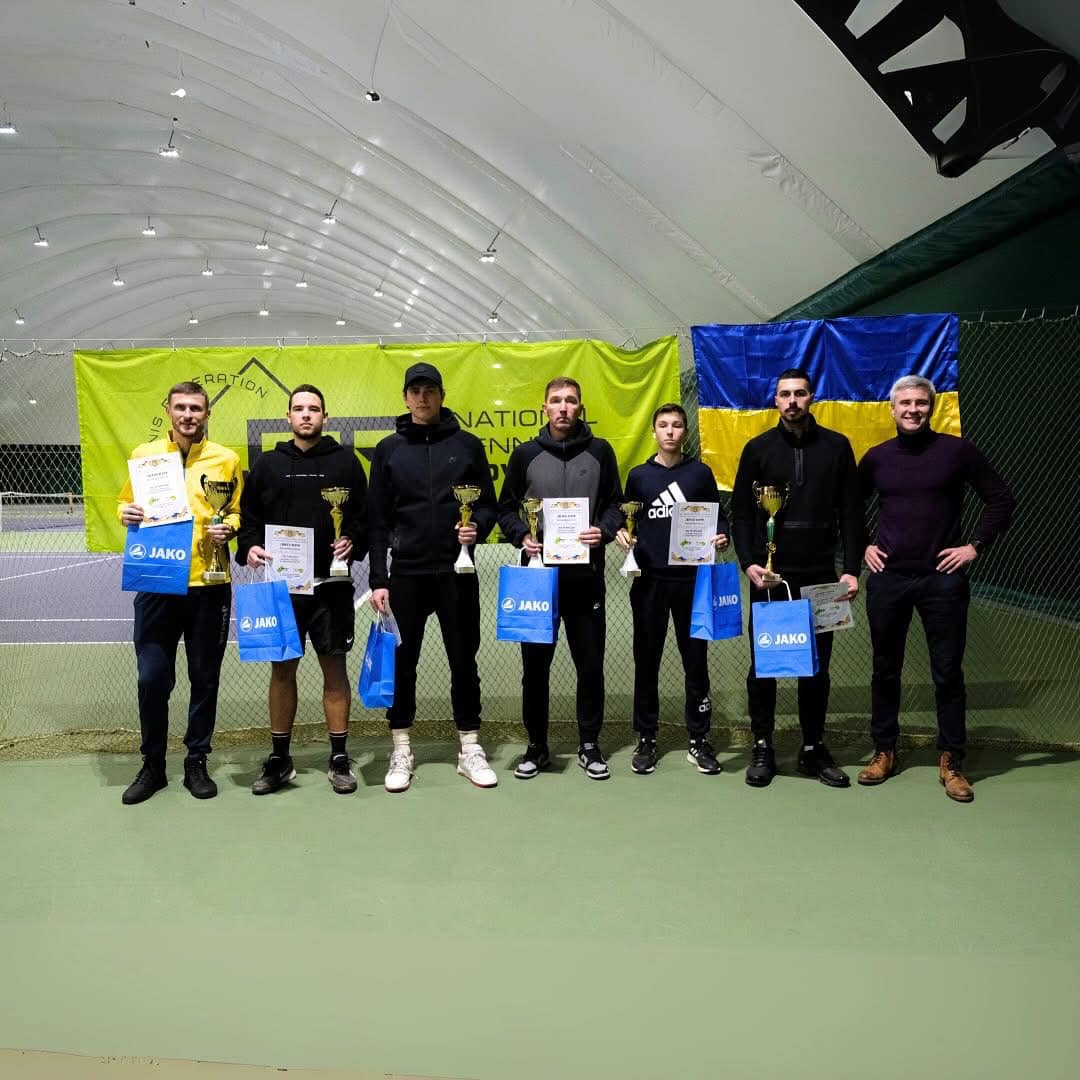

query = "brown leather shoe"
[[939, 752, 974, 802], [858, 749, 898, 786]]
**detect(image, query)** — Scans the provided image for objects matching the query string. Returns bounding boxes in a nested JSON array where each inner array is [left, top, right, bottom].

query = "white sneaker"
[[457, 744, 498, 788], [384, 747, 414, 793]]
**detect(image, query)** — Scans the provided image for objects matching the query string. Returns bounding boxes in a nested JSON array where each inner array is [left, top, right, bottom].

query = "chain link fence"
[[1, 320, 1078, 757]]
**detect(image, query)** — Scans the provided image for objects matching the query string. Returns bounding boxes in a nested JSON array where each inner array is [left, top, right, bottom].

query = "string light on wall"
[[158, 129, 180, 158], [478, 230, 500, 263]]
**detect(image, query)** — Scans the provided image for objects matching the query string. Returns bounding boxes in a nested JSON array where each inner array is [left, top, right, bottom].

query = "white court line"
[[0, 556, 122, 583], [0, 618, 132, 622]]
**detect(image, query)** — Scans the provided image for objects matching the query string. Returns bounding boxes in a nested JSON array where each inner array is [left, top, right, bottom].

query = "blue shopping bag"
[[751, 596, 819, 677], [121, 519, 194, 595], [235, 577, 303, 662], [358, 616, 396, 707], [496, 565, 559, 644], [690, 563, 743, 641]]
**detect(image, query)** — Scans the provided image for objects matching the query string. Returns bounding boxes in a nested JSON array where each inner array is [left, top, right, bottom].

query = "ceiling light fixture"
[[487, 299, 503, 325], [365, 89, 380, 103], [258, 307, 270, 317], [188, 313, 199, 325], [28, 397, 37, 405], [201, 260, 214, 277], [0, 104, 16, 135], [255, 230, 269, 251], [170, 87, 187, 98], [322, 199, 338, 225], [295, 274, 309, 288], [335, 316, 346, 326], [33, 227, 48, 248], [393, 317, 403, 328], [113, 269, 125, 287], [479, 229, 500, 263], [373, 283, 384, 298], [14, 309, 25, 325], [158, 129, 180, 158], [142, 216, 156, 237]]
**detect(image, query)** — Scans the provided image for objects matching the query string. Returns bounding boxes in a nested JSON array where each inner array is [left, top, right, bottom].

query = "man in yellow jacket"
[[117, 381, 243, 804]]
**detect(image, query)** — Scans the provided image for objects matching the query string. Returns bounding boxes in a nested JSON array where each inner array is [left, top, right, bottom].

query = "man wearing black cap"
[[367, 362, 499, 792]]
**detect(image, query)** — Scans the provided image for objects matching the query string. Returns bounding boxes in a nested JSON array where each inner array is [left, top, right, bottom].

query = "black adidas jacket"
[[624, 456, 729, 579], [497, 421, 623, 575], [368, 408, 497, 586], [236, 436, 368, 578]]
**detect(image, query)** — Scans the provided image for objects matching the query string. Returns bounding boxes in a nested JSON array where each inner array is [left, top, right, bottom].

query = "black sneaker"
[[687, 738, 722, 775], [182, 755, 218, 800], [513, 743, 551, 780], [577, 742, 610, 781], [631, 738, 658, 775], [797, 743, 851, 788], [121, 759, 167, 805], [252, 754, 297, 795], [327, 753, 358, 795], [745, 740, 777, 787]]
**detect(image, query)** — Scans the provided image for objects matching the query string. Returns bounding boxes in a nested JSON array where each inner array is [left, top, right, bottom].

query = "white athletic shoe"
[[457, 744, 498, 788], [384, 747, 415, 793]]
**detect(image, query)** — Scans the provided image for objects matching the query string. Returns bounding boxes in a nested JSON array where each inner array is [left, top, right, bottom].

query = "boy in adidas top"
[[615, 404, 730, 775]]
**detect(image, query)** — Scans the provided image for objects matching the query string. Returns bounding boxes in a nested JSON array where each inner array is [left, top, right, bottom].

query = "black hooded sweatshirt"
[[236, 435, 368, 579]]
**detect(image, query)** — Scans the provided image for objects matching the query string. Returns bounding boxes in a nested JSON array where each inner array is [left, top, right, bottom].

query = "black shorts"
[[290, 582, 355, 656]]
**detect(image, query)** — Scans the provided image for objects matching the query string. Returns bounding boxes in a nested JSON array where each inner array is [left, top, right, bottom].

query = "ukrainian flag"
[[691, 313, 960, 489]]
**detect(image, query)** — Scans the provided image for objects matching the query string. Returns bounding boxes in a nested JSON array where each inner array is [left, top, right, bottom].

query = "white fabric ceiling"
[[0, 0, 1067, 346]]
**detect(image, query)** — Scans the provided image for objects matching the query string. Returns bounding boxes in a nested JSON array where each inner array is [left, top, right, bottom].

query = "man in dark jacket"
[[858, 374, 1015, 803], [368, 362, 499, 792], [616, 403, 730, 776], [732, 368, 862, 789], [497, 376, 624, 781], [237, 385, 368, 795]]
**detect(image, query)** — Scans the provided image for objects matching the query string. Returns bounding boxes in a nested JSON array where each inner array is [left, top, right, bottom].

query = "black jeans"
[[133, 585, 231, 762], [630, 575, 711, 739], [521, 571, 605, 746], [866, 570, 969, 758], [386, 572, 482, 731], [746, 572, 835, 745]]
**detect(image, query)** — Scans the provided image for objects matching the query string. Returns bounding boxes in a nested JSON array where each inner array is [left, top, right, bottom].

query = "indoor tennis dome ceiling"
[[0, 0, 1077, 345]]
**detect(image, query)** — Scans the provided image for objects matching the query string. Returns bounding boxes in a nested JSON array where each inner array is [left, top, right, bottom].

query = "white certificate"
[[541, 497, 590, 565], [800, 582, 855, 633], [128, 452, 191, 527], [265, 523, 315, 595], [668, 501, 719, 566]]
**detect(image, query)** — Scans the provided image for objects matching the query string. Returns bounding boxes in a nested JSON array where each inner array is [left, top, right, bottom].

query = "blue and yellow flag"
[[691, 313, 960, 489]]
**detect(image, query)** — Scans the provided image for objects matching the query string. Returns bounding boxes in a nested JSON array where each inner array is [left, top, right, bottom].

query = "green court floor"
[[2, 741, 1079, 1080]]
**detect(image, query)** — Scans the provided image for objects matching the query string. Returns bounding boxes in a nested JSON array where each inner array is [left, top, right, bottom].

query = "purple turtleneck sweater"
[[858, 428, 1015, 575]]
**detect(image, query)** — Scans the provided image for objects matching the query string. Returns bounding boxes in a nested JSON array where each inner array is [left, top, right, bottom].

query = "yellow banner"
[[75, 339, 680, 552]]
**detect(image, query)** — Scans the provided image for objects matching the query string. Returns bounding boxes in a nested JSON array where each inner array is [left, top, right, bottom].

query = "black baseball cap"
[[403, 362, 443, 391]]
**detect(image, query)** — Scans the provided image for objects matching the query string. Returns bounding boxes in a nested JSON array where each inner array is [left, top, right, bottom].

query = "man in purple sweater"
[[858, 375, 1015, 802]]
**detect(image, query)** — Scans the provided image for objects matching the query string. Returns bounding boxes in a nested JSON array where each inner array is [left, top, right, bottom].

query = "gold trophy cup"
[[200, 475, 236, 583], [321, 486, 351, 577], [452, 484, 482, 574], [522, 497, 544, 568], [752, 481, 789, 589], [619, 501, 643, 579]]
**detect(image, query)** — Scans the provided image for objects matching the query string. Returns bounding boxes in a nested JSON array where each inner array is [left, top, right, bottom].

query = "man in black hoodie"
[[497, 376, 624, 781], [732, 368, 862, 790], [368, 363, 499, 793], [616, 403, 730, 776], [236, 385, 368, 795]]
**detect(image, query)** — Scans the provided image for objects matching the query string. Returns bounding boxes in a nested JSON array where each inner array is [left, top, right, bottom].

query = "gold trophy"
[[522, 497, 544, 568], [321, 486, 351, 577], [752, 481, 789, 589], [452, 484, 482, 574], [199, 475, 236, 583], [619, 501, 643, 579]]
